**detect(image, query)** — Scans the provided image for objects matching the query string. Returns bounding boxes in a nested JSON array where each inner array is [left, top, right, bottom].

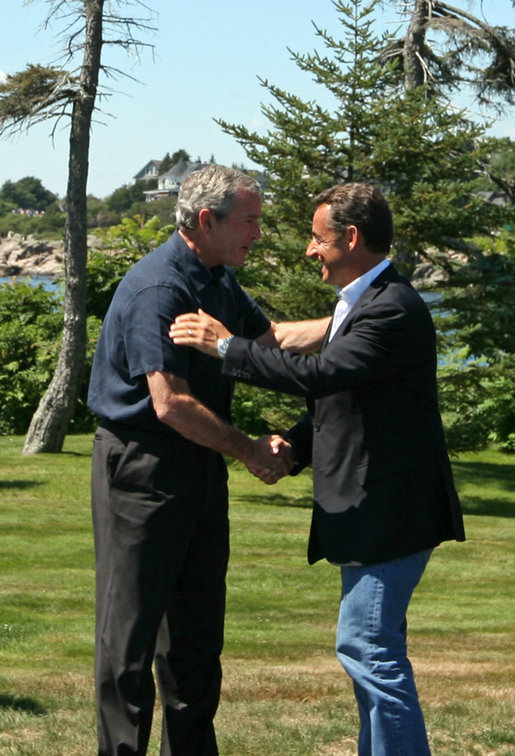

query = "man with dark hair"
[[171, 182, 465, 755], [88, 164, 327, 755]]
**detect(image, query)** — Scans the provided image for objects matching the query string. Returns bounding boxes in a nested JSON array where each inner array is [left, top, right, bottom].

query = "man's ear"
[[347, 224, 359, 251], [198, 208, 212, 232]]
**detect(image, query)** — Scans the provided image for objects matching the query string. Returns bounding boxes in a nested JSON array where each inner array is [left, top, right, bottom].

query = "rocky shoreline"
[[0, 232, 447, 288], [0, 232, 65, 277]]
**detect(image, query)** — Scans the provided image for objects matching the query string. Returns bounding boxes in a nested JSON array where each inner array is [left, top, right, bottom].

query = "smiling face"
[[305, 203, 351, 286], [207, 189, 262, 268]]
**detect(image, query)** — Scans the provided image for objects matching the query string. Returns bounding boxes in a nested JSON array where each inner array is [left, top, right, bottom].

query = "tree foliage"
[[434, 229, 515, 452], [0, 282, 63, 435], [86, 215, 174, 320], [156, 149, 191, 175], [218, 0, 514, 452], [0, 176, 57, 210], [220, 0, 506, 281], [0, 64, 75, 132], [476, 136, 515, 202], [106, 182, 146, 213]]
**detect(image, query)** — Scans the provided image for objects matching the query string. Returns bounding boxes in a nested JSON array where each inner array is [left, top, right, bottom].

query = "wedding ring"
[[188, 329, 192, 335]]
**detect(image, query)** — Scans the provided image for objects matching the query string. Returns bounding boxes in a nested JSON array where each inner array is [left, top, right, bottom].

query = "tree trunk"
[[23, 0, 104, 454], [403, 0, 430, 91]]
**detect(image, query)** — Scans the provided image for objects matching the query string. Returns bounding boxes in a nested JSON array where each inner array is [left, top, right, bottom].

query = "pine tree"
[[218, 0, 514, 451], [218, 0, 503, 305]]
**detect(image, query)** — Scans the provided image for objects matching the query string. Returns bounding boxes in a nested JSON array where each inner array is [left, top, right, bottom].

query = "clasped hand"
[[246, 434, 294, 485], [248, 434, 294, 485]]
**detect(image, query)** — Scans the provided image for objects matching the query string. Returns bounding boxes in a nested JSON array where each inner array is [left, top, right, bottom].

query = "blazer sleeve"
[[222, 295, 427, 399]]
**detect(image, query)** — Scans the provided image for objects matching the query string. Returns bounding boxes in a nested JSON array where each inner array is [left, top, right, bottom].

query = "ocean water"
[[0, 275, 61, 292]]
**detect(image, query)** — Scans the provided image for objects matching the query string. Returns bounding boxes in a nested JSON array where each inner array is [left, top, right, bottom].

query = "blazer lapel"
[[330, 264, 399, 340], [321, 318, 332, 350]]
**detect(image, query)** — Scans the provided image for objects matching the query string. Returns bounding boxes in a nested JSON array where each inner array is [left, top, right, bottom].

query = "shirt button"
[[313, 423, 321, 432]]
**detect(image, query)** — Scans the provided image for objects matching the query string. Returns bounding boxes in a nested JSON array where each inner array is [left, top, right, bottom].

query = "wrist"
[[217, 335, 234, 357], [237, 434, 255, 467]]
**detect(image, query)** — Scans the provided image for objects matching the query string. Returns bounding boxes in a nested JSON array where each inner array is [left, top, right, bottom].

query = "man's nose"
[[306, 239, 317, 258]]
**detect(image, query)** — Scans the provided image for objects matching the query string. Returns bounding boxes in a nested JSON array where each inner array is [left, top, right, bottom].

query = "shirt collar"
[[172, 230, 226, 290], [336, 258, 390, 304]]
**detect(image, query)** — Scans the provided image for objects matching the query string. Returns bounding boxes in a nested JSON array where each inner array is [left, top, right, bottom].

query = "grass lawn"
[[0, 434, 513, 755]]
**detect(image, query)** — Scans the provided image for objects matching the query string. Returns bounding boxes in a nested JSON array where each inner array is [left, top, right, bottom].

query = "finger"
[[273, 458, 291, 476], [171, 323, 198, 339], [174, 312, 199, 323], [263, 465, 282, 480], [171, 321, 197, 333], [248, 465, 279, 484]]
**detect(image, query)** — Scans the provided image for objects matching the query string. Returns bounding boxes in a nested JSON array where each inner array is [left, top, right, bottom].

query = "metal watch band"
[[216, 335, 234, 357]]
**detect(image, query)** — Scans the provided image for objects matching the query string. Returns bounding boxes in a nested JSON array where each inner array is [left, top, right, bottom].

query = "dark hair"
[[313, 183, 393, 255]]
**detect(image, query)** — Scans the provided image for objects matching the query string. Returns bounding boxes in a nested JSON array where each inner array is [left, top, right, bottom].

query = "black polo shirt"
[[87, 230, 270, 436]]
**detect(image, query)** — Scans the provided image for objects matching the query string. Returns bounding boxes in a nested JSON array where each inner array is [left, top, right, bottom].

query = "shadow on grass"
[[452, 460, 514, 518], [0, 480, 44, 490], [234, 458, 515, 517], [233, 492, 313, 509], [0, 692, 47, 715]]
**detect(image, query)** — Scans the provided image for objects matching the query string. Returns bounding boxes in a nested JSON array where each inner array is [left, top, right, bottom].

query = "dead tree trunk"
[[23, 1, 104, 454], [403, 0, 430, 91]]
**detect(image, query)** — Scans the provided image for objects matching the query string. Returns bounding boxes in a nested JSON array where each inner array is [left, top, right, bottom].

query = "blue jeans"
[[336, 550, 432, 756]]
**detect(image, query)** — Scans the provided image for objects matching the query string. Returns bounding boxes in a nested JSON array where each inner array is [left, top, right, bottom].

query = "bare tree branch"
[[5, 0, 158, 454]]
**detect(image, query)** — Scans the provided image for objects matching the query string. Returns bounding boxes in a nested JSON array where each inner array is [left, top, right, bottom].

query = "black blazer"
[[223, 264, 465, 566]]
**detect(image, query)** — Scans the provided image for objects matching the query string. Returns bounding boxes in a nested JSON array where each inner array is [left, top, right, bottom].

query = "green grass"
[[0, 435, 513, 754]]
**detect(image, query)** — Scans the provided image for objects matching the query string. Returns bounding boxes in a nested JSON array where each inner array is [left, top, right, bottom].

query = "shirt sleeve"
[[121, 283, 192, 380]]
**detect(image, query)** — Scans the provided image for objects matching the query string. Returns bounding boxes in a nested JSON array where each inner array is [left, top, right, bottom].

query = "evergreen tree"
[[217, 0, 513, 451], [169, 148, 191, 166], [435, 229, 515, 452], [158, 152, 173, 174], [218, 0, 503, 303]]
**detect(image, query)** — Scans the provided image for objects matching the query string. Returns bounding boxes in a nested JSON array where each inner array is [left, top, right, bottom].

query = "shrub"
[[0, 281, 63, 434]]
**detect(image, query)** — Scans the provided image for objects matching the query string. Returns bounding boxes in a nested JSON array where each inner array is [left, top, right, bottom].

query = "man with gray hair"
[[87, 164, 326, 755]]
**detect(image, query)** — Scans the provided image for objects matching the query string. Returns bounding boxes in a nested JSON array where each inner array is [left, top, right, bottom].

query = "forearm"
[[148, 371, 254, 464], [267, 317, 331, 352], [170, 311, 330, 356]]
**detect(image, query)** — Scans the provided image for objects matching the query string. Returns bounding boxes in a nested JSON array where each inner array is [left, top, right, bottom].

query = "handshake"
[[246, 434, 294, 485]]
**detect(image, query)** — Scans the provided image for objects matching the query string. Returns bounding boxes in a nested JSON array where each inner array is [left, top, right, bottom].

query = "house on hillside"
[[143, 159, 208, 202], [133, 160, 162, 183], [133, 158, 269, 202]]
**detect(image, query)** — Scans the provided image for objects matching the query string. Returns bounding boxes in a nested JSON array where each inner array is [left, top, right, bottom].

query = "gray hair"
[[176, 165, 261, 230]]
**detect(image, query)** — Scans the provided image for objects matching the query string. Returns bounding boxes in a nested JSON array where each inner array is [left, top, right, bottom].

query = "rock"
[[411, 262, 448, 289], [0, 233, 110, 279], [0, 234, 65, 277]]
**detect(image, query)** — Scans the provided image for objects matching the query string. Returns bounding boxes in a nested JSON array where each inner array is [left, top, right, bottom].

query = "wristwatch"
[[216, 335, 234, 357]]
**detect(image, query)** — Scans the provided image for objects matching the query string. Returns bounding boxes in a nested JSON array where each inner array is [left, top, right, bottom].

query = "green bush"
[[0, 279, 103, 435], [0, 206, 65, 237], [0, 281, 63, 434], [87, 215, 175, 320]]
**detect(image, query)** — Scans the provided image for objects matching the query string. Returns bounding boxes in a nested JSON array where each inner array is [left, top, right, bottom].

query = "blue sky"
[[1, 0, 513, 198]]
